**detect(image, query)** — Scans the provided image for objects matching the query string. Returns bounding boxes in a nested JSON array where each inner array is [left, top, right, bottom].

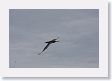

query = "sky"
[[9, 9, 99, 68]]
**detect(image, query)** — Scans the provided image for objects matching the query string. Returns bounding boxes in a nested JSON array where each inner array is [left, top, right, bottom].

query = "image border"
[[0, 0, 108, 77]]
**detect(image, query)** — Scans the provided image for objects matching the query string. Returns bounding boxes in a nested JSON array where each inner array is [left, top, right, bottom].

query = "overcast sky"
[[9, 9, 99, 68]]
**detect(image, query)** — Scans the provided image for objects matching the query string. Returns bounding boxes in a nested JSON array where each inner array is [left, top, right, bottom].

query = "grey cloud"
[[9, 9, 99, 68]]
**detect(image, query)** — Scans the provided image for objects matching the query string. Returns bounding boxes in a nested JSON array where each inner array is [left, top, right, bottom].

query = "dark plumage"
[[38, 37, 59, 55]]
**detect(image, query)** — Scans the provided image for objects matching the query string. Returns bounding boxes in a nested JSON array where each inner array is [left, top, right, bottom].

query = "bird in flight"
[[38, 37, 59, 55]]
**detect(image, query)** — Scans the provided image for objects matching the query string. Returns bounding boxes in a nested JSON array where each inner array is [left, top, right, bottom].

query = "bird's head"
[[54, 37, 59, 42]]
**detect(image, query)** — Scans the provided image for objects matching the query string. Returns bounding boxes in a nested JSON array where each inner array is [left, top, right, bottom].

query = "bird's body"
[[38, 37, 59, 55], [45, 39, 59, 43]]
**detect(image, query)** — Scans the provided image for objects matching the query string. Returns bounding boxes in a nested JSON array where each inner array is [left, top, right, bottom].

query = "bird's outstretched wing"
[[38, 43, 51, 55]]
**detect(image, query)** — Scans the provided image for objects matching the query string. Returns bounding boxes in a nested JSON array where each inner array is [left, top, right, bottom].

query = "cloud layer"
[[9, 9, 99, 68]]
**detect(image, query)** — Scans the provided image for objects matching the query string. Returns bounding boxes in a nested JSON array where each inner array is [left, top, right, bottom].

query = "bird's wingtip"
[[38, 52, 43, 55], [38, 53, 41, 55]]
